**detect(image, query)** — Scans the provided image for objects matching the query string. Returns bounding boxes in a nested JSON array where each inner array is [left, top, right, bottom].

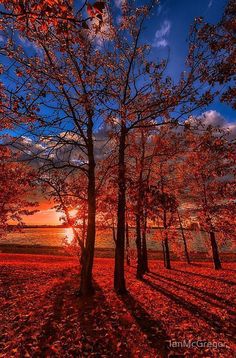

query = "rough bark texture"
[[136, 214, 143, 280], [182, 231, 191, 264], [136, 133, 146, 278], [164, 236, 171, 270], [126, 222, 130, 266], [79, 117, 96, 296], [210, 231, 222, 270], [114, 126, 127, 293], [163, 210, 171, 270], [141, 214, 149, 273], [112, 219, 116, 243], [162, 240, 166, 268]]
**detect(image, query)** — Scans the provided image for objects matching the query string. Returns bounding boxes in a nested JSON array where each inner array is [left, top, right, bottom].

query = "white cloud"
[[227, 123, 236, 137], [116, 15, 122, 24], [201, 110, 225, 127], [19, 36, 44, 57], [114, 0, 124, 9], [155, 20, 171, 39], [200, 110, 236, 138], [21, 136, 33, 145], [154, 39, 168, 48], [87, 6, 113, 47], [153, 20, 171, 48], [208, 0, 213, 8]]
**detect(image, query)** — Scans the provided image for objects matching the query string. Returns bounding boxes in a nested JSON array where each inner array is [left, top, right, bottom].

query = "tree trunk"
[[182, 230, 191, 264], [177, 210, 191, 264], [136, 214, 143, 279], [162, 239, 166, 268], [79, 117, 96, 296], [141, 214, 149, 273], [163, 210, 171, 269], [164, 236, 171, 269], [114, 126, 127, 293], [126, 222, 130, 266], [112, 218, 116, 243], [210, 231, 222, 270], [82, 213, 86, 246]]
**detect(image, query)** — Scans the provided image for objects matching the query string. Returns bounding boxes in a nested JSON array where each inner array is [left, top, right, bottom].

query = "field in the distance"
[[0, 254, 235, 357]]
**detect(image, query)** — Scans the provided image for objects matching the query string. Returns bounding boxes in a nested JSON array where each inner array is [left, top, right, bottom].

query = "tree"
[[127, 128, 154, 278], [181, 125, 236, 269], [0, 146, 38, 233], [189, 0, 236, 108], [0, 0, 90, 32], [144, 125, 188, 269], [0, 1, 108, 295], [40, 170, 87, 259], [101, 1, 214, 292], [149, 182, 178, 270], [1, 0, 225, 294], [0, 79, 37, 234], [97, 177, 118, 244]]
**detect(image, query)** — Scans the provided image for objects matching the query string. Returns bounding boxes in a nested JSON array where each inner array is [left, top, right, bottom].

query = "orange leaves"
[[12, 100, 19, 111], [0, 148, 38, 230], [1, 255, 235, 356], [189, 0, 236, 109], [1, 0, 76, 36], [86, 2, 105, 19], [85, 1, 106, 34], [16, 69, 23, 77], [93, 2, 105, 15], [87, 4, 95, 18]]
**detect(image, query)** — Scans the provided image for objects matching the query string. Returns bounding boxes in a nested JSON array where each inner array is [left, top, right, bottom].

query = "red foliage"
[[0, 254, 235, 356]]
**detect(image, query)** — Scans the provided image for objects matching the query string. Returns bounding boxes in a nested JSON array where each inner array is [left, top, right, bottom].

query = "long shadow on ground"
[[36, 279, 132, 357], [173, 269, 235, 286], [77, 282, 132, 357], [37, 281, 69, 357], [142, 277, 236, 343], [148, 272, 236, 314], [119, 291, 170, 357]]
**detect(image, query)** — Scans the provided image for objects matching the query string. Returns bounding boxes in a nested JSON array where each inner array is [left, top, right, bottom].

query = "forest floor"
[[0, 254, 235, 357]]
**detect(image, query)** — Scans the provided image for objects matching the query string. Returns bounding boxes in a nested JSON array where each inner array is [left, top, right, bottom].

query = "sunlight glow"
[[64, 227, 74, 245], [69, 209, 78, 217]]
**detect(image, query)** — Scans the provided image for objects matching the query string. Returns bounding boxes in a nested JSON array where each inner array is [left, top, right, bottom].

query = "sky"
[[4, 0, 234, 226], [25, 200, 62, 226], [143, 0, 234, 123]]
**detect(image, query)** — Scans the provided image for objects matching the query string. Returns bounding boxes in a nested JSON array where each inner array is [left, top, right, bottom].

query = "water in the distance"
[[0, 227, 231, 252]]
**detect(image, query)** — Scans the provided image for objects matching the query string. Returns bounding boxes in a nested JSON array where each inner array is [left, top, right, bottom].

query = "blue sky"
[[1, 0, 235, 224], [1, 0, 234, 128], [113, 0, 234, 124], [140, 0, 234, 123]]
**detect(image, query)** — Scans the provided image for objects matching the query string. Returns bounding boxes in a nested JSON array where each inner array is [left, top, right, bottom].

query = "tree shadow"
[[0, 271, 12, 299], [221, 268, 236, 272], [36, 281, 69, 356], [77, 282, 131, 357], [148, 272, 236, 312], [173, 269, 235, 286], [119, 292, 170, 357], [142, 278, 236, 343], [36, 280, 132, 356]]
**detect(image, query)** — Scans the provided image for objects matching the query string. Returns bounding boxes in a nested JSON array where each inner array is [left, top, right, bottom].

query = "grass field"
[[0, 254, 235, 357]]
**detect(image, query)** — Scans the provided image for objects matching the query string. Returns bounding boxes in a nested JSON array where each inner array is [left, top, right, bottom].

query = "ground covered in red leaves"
[[0, 254, 235, 357]]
